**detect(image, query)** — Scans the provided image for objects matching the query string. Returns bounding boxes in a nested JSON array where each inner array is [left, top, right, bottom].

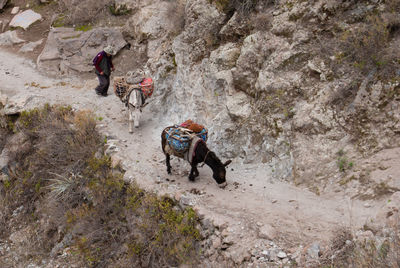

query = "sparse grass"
[[61, 34, 82, 40], [336, 149, 354, 172], [338, 175, 357, 186], [74, 24, 93, 32], [52, 14, 66, 28]]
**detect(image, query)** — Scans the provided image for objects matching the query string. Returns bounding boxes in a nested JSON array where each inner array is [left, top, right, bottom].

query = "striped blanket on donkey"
[[164, 124, 208, 160]]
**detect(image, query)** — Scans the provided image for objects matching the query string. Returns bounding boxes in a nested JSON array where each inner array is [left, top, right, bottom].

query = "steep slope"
[[1, 0, 400, 266], [0, 48, 398, 266]]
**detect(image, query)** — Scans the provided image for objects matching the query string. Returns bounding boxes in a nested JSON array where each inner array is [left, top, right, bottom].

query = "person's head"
[[103, 45, 116, 56]]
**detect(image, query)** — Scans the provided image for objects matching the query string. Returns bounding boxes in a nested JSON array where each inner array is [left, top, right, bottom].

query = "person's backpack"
[[92, 51, 104, 66]]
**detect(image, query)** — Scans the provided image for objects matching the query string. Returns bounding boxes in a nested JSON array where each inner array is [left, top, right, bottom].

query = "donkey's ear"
[[223, 160, 232, 167]]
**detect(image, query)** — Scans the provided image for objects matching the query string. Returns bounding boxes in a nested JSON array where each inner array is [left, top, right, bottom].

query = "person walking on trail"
[[93, 45, 116, 96]]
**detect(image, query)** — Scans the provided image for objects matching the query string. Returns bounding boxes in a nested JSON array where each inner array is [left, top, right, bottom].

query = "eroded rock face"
[[37, 27, 126, 75], [33, 0, 400, 187], [0, 0, 8, 10]]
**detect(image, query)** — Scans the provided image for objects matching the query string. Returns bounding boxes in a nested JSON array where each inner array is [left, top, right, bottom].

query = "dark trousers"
[[95, 74, 110, 95]]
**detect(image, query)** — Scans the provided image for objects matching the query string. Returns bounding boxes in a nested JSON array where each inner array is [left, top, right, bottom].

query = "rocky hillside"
[[29, 0, 399, 195], [0, 0, 400, 267], [3, 0, 397, 194]]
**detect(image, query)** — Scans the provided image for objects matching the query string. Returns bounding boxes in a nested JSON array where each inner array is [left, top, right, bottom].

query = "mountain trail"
[[0, 48, 384, 251]]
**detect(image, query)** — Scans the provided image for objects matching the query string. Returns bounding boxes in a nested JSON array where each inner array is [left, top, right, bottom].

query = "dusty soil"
[[0, 48, 387, 254]]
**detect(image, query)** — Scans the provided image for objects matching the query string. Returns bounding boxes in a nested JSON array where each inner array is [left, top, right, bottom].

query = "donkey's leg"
[[128, 107, 134, 133], [189, 164, 199, 181], [133, 107, 140, 128], [166, 154, 172, 174], [193, 165, 199, 177]]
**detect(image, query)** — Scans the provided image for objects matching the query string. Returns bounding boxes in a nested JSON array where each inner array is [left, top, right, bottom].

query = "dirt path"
[[0, 49, 385, 253]]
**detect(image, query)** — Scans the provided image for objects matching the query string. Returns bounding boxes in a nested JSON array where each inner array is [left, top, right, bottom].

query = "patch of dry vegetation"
[[326, 2, 400, 80], [320, 224, 400, 267], [0, 105, 201, 267], [210, 0, 274, 15]]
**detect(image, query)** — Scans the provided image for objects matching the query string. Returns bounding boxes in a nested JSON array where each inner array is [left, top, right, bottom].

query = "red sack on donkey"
[[179, 119, 208, 142], [139, 78, 154, 98]]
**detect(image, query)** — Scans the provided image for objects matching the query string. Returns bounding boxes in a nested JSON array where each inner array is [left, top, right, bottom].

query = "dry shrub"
[[385, 0, 400, 12], [0, 104, 201, 267], [321, 223, 400, 267], [0, 105, 101, 235], [320, 227, 354, 266], [57, 0, 113, 25], [250, 12, 272, 32], [210, 0, 272, 15], [339, 15, 389, 73]]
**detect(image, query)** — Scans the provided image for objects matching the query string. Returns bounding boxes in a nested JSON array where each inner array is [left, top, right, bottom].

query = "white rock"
[[258, 224, 275, 240], [10, 10, 42, 30], [261, 250, 270, 256], [277, 251, 287, 259], [364, 203, 372, 208], [226, 91, 252, 119], [11, 6, 19, 15], [307, 242, 320, 259]]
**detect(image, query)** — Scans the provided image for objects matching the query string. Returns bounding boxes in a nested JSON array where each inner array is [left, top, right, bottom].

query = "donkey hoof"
[[218, 182, 227, 188], [188, 176, 195, 182]]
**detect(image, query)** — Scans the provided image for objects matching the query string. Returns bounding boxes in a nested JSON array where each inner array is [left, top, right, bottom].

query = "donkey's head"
[[209, 153, 232, 188]]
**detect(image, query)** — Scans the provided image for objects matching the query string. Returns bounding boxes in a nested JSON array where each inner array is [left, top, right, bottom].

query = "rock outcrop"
[[0, 30, 24, 46], [37, 27, 126, 75], [0, 0, 7, 10]]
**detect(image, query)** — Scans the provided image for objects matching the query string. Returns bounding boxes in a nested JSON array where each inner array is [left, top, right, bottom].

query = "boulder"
[[37, 27, 127, 75], [258, 224, 276, 240], [219, 12, 250, 39], [209, 43, 240, 71], [232, 32, 276, 95], [19, 39, 43, 53], [3, 95, 41, 115], [171, 0, 225, 64], [271, 12, 296, 37], [9, 10, 42, 30], [0, 30, 25, 46], [226, 92, 252, 120]]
